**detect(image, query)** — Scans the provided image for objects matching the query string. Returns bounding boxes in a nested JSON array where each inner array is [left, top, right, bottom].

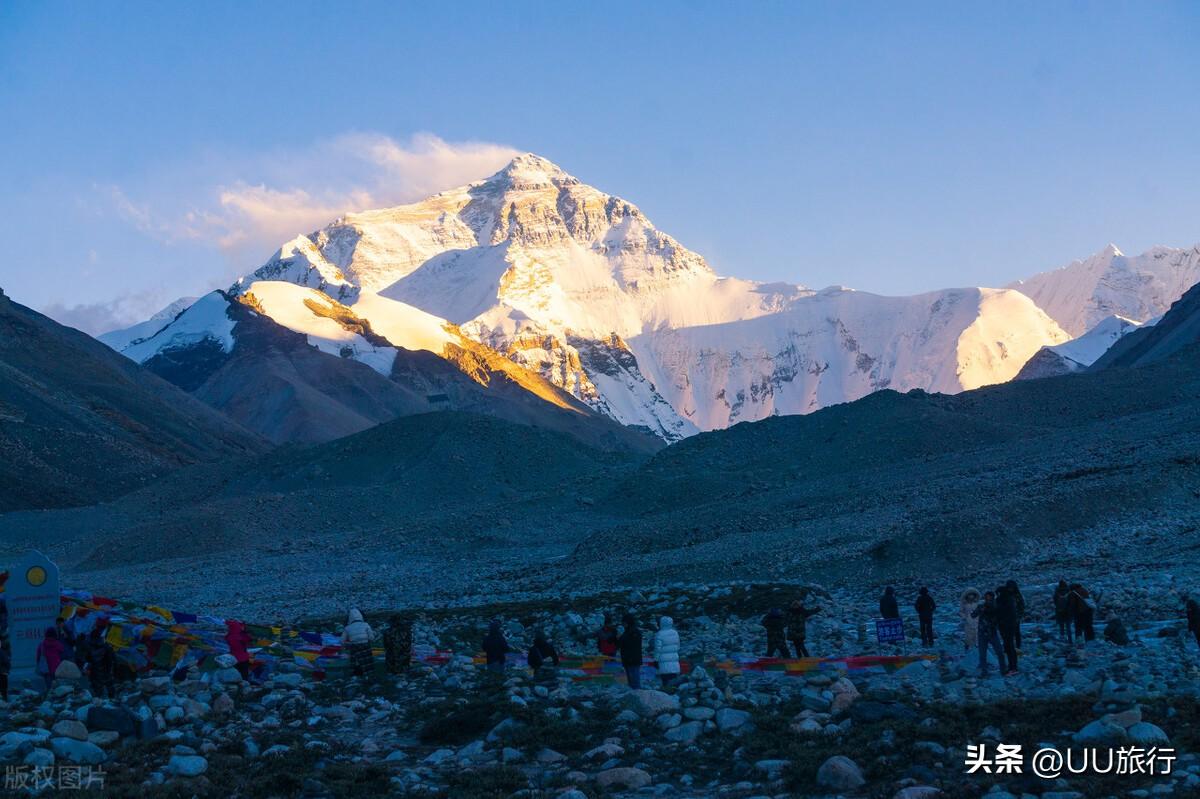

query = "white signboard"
[[6, 551, 61, 687]]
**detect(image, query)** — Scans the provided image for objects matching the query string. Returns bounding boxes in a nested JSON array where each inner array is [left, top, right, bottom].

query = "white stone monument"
[[6, 550, 61, 688]]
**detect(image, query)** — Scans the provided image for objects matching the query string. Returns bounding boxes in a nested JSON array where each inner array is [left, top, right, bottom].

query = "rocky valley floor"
[[5, 579, 1200, 798]]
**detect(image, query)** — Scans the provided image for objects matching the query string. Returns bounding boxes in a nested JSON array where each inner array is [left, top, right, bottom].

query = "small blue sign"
[[876, 618, 904, 644]]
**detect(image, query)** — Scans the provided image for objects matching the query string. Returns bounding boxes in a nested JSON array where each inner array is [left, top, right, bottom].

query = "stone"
[[214, 654, 238, 669], [715, 707, 751, 732], [537, 747, 568, 764], [54, 660, 82, 681], [684, 706, 715, 721], [1127, 722, 1170, 745], [584, 743, 624, 761], [665, 721, 703, 743], [422, 748, 455, 765], [87, 731, 119, 747], [595, 767, 652, 790], [1104, 618, 1131, 646], [1102, 707, 1142, 728], [51, 720, 89, 741], [817, 755, 865, 791], [273, 673, 303, 688], [894, 788, 943, 799], [167, 755, 208, 777], [849, 701, 918, 723], [24, 748, 55, 768], [755, 758, 789, 777], [49, 738, 107, 765], [86, 705, 139, 737], [625, 689, 680, 718], [1074, 720, 1128, 745], [212, 693, 236, 716], [656, 712, 682, 729]]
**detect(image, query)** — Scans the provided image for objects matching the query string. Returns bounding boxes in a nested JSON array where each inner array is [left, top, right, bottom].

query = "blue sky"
[[2, 1, 1199, 333]]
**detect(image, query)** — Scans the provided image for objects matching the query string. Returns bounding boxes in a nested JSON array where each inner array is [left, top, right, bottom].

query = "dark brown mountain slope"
[[0, 289, 264, 511]]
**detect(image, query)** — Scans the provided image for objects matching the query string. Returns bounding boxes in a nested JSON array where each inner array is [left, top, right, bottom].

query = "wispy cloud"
[[41, 291, 173, 336], [104, 132, 520, 266]]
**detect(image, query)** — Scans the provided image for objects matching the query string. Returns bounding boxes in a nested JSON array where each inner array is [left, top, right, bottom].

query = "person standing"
[[1005, 580, 1026, 651], [761, 608, 790, 658], [971, 592, 1005, 677], [915, 588, 936, 647], [0, 637, 10, 702], [527, 629, 561, 681], [995, 585, 1020, 675], [340, 609, 375, 678], [596, 614, 619, 658], [36, 628, 65, 693], [482, 620, 510, 675], [787, 600, 820, 658], [1069, 584, 1096, 642], [653, 616, 681, 689], [86, 627, 116, 699], [879, 587, 900, 620], [959, 588, 980, 652], [1186, 596, 1200, 649], [618, 613, 643, 689], [1053, 580, 1073, 644], [383, 614, 414, 674], [225, 620, 253, 681]]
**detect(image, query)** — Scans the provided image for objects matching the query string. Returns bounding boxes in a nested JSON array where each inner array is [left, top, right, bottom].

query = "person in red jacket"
[[224, 620, 252, 680], [596, 614, 619, 657], [36, 628, 66, 692]]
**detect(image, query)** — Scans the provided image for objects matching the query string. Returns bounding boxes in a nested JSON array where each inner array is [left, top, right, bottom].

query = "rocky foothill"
[[4, 578, 1200, 797]]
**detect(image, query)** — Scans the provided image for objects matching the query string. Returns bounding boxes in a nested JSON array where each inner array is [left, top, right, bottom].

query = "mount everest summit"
[[101, 154, 1199, 442]]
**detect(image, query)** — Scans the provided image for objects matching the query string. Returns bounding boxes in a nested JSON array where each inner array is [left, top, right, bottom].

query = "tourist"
[[915, 587, 936, 647], [996, 584, 1020, 675], [761, 607, 790, 658], [527, 628, 561, 679], [86, 627, 117, 699], [340, 609, 375, 678], [1069, 584, 1096, 642], [596, 613, 619, 657], [55, 618, 76, 663], [653, 616, 681, 688], [36, 628, 65, 692], [225, 620, 253, 680], [0, 637, 10, 702], [1186, 595, 1200, 649], [619, 613, 643, 689], [1053, 580, 1073, 643], [1005, 580, 1026, 651], [787, 600, 820, 658], [971, 592, 1005, 677], [879, 587, 900, 620], [383, 614, 414, 674], [959, 588, 980, 652], [482, 619, 510, 675]]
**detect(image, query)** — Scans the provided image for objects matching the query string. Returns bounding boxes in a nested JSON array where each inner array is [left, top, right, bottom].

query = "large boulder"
[[625, 689, 680, 718], [86, 705, 138, 738], [167, 754, 209, 777], [55, 660, 83, 681], [595, 767, 652, 790], [51, 720, 89, 741], [1073, 720, 1127, 745], [715, 707, 752, 732], [817, 755, 865, 791], [665, 721, 704, 743], [1127, 722, 1169, 745], [49, 738, 107, 765]]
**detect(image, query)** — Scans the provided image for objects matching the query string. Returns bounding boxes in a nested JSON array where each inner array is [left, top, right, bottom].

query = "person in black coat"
[[618, 612, 643, 689], [915, 587, 936, 646], [879, 587, 900, 620], [482, 620, 510, 675], [761, 608, 790, 658], [995, 585, 1020, 675], [1005, 580, 1026, 650], [1186, 596, 1200, 649], [527, 629, 560, 680]]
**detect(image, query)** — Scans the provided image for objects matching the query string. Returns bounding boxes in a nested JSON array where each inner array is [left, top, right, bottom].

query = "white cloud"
[[41, 291, 172, 336], [106, 132, 520, 266]]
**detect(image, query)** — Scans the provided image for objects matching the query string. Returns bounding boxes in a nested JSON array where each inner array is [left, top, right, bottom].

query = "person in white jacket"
[[341, 608, 375, 678], [959, 589, 980, 652], [653, 616, 681, 688]]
